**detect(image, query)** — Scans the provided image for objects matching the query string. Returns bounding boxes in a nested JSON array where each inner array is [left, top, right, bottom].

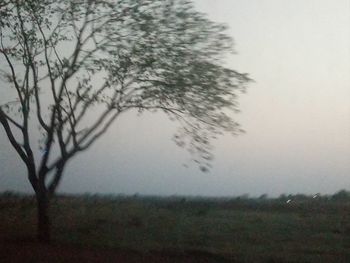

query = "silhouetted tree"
[[0, 0, 250, 242]]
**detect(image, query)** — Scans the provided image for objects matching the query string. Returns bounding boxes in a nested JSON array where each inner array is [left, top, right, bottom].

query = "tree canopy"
[[0, 0, 250, 172], [0, 0, 250, 241]]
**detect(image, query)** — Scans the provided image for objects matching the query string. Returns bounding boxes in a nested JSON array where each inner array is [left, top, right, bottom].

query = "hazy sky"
[[1, 0, 349, 196]]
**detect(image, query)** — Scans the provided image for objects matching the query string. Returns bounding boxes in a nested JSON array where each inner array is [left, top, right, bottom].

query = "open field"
[[1, 194, 350, 262]]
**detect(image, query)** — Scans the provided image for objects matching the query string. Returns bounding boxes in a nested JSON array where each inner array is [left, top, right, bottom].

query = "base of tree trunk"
[[36, 193, 51, 243]]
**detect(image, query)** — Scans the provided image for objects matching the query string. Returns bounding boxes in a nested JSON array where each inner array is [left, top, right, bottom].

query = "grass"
[[0, 194, 350, 262]]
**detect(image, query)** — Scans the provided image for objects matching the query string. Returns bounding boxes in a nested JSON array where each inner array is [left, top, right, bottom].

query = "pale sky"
[[0, 0, 349, 196]]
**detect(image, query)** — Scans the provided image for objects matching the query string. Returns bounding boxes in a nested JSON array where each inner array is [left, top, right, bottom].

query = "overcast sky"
[[0, 0, 349, 197]]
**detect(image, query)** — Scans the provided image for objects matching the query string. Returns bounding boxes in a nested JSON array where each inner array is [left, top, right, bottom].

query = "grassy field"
[[0, 194, 350, 262]]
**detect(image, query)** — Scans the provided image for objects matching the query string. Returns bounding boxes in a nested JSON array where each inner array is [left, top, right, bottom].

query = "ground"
[[1, 194, 349, 262], [1, 239, 232, 263]]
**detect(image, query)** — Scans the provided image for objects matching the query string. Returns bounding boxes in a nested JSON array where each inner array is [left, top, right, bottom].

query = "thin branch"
[[36, 19, 58, 103], [79, 111, 120, 151], [0, 109, 23, 130], [0, 30, 25, 107], [76, 107, 115, 144], [38, 3, 92, 174], [0, 109, 28, 163]]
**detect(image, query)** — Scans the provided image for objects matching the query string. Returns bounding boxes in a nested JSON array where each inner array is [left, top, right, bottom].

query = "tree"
[[0, 0, 251, 242]]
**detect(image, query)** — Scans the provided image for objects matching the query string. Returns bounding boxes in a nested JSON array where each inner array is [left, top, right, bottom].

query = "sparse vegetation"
[[1, 191, 349, 262]]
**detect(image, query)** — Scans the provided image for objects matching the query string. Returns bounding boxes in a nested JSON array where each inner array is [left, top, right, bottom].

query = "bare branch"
[[0, 30, 25, 107], [79, 111, 120, 151], [0, 109, 23, 130], [0, 109, 27, 163]]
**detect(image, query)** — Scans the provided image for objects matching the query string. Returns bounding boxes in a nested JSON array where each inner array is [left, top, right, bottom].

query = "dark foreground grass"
[[0, 195, 350, 262]]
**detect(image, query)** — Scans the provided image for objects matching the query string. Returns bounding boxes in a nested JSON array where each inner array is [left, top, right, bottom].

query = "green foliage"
[[0, 0, 250, 243], [0, 0, 251, 170]]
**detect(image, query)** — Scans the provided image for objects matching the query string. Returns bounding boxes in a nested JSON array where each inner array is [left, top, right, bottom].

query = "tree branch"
[[0, 30, 25, 108], [0, 109, 27, 164], [79, 111, 120, 151], [47, 161, 65, 196], [0, 109, 23, 130]]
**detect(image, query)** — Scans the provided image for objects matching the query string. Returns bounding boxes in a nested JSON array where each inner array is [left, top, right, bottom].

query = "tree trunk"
[[36, 191, 51, 243]]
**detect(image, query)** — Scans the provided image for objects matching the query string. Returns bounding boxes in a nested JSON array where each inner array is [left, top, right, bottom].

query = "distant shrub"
[[259, 194, 268, 200], [331, 189, 350, 201], [0, 191, 21, 198]]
